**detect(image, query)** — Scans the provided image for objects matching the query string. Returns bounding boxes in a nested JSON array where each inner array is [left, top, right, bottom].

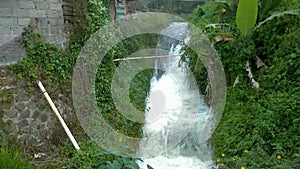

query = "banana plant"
[[208, 0, 299, 40], [235, 0, 298, 37], [235, 0, 258, 37], [210, 0, 258, 38]]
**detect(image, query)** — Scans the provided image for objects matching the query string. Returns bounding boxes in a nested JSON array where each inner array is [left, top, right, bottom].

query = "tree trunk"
[[123, 0, 128, 18], [109, 0, 116, 22]]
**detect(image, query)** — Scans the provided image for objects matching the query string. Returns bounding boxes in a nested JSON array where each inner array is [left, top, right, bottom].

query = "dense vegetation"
[[189, 0, 300, 168], [4, 0, 156, 168]]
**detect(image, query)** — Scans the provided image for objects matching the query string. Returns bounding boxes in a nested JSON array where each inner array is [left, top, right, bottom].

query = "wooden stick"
[[113, 54, 180, 62], [37, 81, 80, 150]]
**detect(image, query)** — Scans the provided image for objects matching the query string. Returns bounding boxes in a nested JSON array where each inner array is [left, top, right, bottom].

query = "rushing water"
[[136, 22, 214, 169]]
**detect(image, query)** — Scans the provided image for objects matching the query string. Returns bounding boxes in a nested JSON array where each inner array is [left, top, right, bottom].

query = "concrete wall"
[[0, 0, 66, 66]]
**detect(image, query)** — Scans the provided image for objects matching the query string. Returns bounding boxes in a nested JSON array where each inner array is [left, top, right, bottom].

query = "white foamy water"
[[137, 22, 214, 169]]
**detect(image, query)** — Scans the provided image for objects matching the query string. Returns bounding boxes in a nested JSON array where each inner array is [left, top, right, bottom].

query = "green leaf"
[[259, 0, 282, 20], [236, 0, 258, 36], [255, 9, 300, 30]]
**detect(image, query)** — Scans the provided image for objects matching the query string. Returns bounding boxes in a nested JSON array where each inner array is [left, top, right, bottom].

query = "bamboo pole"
[[113, 54, 180, 62], [37, 81, 80, 150]]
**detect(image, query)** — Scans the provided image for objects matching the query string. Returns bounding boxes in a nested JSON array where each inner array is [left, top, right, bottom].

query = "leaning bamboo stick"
[[113, 54, 180, 62], [37, 81, 80, 150]]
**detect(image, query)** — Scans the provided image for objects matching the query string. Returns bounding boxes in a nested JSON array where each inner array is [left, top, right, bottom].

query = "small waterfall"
[[137, 22, 214, 169]]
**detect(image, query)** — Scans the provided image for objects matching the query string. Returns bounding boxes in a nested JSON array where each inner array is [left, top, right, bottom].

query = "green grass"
[[0, 146, 34, 169]]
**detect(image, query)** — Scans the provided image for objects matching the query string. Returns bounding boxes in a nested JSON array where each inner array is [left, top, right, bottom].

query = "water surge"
[[137, 22, 214, 169]]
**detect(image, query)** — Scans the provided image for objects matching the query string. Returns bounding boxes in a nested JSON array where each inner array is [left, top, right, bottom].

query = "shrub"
[[189, 1, 300, 168]]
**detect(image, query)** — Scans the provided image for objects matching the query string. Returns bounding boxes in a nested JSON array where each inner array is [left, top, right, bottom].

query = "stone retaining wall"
[[0, 67, 74, 148]]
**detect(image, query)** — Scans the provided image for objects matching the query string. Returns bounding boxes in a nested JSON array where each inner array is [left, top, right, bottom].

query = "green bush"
[[10, 31, 73, 86], [10, 0, 151, 168], [188, 1, 255, 87], [92, 33, 159, 140], [189, 1, 300, 168], [39, 139, 140, 169]]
